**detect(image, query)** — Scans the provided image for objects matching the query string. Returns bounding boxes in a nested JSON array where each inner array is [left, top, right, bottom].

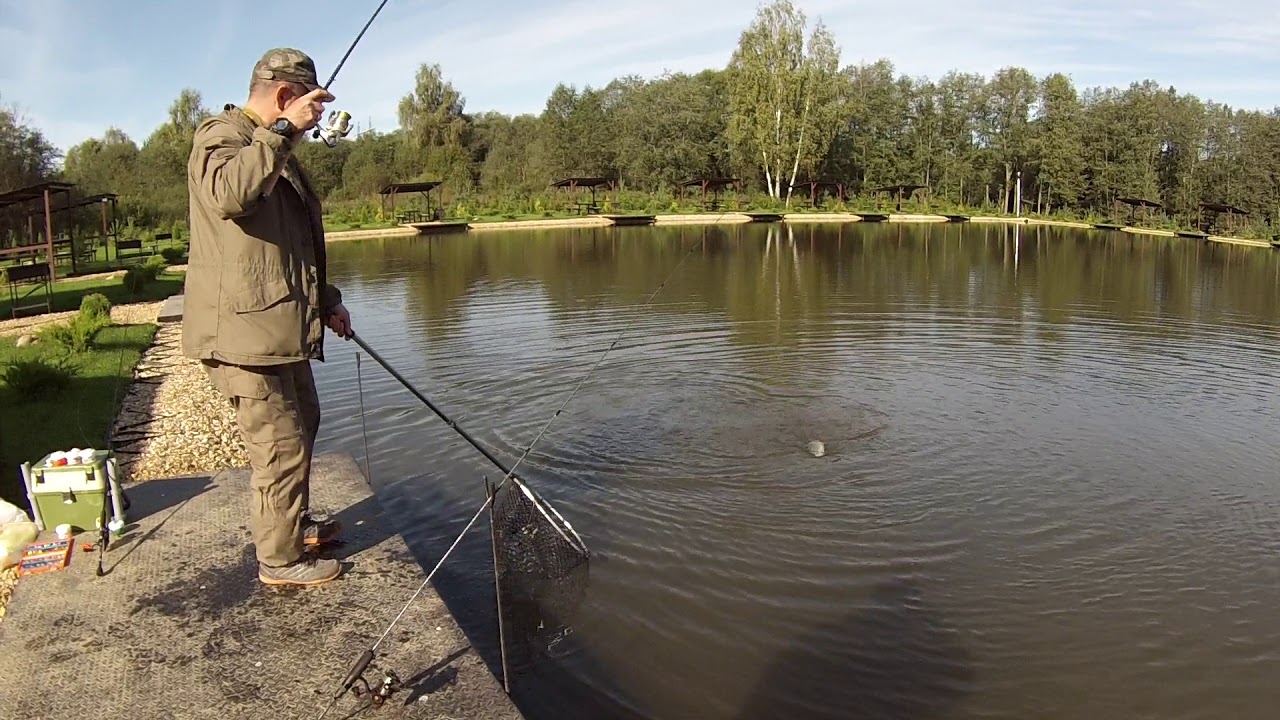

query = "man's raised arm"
[[190, 119, 292, 220]]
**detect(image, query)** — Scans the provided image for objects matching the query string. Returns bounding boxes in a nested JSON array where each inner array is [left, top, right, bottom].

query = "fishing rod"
[[304, 4, 743, 715], [310, 0, 394, 147], [315, 225, 716, 718]]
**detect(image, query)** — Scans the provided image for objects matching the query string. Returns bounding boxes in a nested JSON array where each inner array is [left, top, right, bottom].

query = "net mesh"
[[490, 475, 590, 683]]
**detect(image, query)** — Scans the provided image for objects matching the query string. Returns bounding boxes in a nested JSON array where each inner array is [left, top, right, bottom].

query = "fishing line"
[[355, 351, 373, 484]]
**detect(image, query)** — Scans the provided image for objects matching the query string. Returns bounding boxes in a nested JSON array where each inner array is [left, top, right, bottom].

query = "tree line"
[[3, 0, 1278, 237]]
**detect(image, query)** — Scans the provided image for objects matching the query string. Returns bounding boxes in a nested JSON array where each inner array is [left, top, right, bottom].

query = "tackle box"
[[20, 450, 120, 534]]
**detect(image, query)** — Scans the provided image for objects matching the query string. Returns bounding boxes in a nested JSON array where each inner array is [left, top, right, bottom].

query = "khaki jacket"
[[181, 105, 341, 366]]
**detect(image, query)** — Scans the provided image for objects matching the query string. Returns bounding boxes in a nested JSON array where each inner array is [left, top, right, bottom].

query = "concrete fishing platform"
[[0, 452, 523, 720]]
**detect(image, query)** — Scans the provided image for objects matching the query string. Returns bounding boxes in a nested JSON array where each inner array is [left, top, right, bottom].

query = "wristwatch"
[[269, 117, 295, 137]]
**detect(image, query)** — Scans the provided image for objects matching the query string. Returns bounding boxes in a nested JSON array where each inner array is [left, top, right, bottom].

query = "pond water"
[[312, 222, 1280, 720]]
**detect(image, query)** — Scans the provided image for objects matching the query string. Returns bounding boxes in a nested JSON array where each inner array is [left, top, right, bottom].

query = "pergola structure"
[[551, 177, 617, 215], [0, 181, 77, 281], [1198, 202, 1248, 235], [869, 184, 928, 212], [1115, 197, 1164, 225], [379, 181, 443, 224], [68, 193, 121, 260], [678, 178, 741, 211], [790, 180, 847, 208]]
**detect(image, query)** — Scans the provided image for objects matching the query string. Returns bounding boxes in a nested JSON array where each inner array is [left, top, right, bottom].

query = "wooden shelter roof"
[[551, 177, 616, 188], [67, 193, 119, 209], [0, 181, 76, 209], [679, 177, 739, 188], [379, 181, 441, 195], [791, 179, 846, 187], [1116, 197, 1163, 209], [1200, 202, 1247, 214], [869, 184, 926, 194]]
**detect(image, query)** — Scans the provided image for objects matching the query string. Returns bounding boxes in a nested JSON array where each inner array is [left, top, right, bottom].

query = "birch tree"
[[727, 0, 840, 204]]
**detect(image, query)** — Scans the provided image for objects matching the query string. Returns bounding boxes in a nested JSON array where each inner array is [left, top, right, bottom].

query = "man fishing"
[[182, 48, 353, 587]]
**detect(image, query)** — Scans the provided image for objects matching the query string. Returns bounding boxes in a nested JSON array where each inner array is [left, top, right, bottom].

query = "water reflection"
[[315, 223, 1280, 720]]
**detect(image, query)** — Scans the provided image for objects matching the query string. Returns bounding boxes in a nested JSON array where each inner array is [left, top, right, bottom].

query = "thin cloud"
[[3, 0, 1280, 154]]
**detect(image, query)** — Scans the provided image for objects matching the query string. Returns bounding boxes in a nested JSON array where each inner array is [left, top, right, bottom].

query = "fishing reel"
[[332, 649, 404, 711], [350, 667, 403, 708], [313, 109, 353, 147]]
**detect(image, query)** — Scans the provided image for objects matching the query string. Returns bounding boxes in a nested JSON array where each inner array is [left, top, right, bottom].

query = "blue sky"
[[2, 0, 1278, 157]]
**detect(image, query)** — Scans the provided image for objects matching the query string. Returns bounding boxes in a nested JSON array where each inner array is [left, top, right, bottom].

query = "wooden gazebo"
[[0, 181, 77, 281], [790, 179, 847, 208], [870, 184, 928, 212], [1115, 197, 1164, 225], [679, 178, 741, 211], [551, 177, 617, 215], [1198, 202, 1248, 235], [379, 181, 443, 223]]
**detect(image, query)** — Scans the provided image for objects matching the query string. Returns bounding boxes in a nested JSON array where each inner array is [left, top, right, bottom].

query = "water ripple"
[[313, 226, 1280, 720]]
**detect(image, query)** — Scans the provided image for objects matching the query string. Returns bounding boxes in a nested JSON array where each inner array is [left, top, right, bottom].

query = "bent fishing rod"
[[316, 226, 717, 718], [308, 3, 739, 715]]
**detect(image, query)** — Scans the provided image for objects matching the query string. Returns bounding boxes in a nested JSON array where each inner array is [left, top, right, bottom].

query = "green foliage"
[[123, 267, 148, 293], [160, 246, 185, 263], [121, 254, 168, 293], [0, 94, 60, 192], [0, 323, 157, 506], [0, 356, 76, 399], [37, 310, 112, 354], [13, 12, 1280, 240], [143, 254, 167, 276], [79, 293, 112, 322], [727, 0, 841, 199]]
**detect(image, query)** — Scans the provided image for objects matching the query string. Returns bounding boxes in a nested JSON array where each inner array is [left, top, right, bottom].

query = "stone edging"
[[323, 214, 1273, 249]]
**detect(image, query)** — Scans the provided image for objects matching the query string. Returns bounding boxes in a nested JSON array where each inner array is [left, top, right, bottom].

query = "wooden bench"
[[116, 238, 147, 261], [4, 262, 52, 319]]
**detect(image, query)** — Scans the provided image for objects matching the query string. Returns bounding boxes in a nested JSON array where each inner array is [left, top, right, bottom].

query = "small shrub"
[[143, 254, 167, 279], [36, 322, 77, 351], [123, 266, 149, 293], [0, 356, 75, 399], [79, 293, 112, 322], [37, 313, 111, 354], [160, 247, 185, 263]]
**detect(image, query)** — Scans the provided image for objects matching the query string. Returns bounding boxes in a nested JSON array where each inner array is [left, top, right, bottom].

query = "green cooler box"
[[20, 450, 124, 534]]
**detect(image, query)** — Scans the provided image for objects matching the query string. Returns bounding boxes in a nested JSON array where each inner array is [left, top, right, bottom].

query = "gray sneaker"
[[258, 555, 342, 586]]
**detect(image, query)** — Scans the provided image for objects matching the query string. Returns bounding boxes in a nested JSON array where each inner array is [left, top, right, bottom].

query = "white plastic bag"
[[0, 498, 29, 526], [0, 498, 38, 570]]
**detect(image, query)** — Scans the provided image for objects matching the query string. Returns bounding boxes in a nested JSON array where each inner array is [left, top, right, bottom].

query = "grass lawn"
[[0, 269, 185, 319], [0, 322, 158, 511]]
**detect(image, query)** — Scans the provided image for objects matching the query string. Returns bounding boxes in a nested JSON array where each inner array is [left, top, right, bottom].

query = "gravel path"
[[109, 323, 248, 483], [0, 568, 14, 622]]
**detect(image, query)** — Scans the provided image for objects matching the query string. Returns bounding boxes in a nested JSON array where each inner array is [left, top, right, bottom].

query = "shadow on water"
[[737, 577, 974, 720]]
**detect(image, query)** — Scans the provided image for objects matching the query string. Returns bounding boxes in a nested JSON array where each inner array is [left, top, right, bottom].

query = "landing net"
[[489, 474, 590, 685]]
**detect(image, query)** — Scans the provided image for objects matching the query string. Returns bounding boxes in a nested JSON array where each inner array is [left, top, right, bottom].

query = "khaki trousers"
[[203, 359, 320, 567]]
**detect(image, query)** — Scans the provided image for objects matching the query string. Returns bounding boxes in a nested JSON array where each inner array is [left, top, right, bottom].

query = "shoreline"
[[323, 213, 1273, 249]]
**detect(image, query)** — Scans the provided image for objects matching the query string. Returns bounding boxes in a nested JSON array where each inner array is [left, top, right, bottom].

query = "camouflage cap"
[[252, 48, 322, 92]]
